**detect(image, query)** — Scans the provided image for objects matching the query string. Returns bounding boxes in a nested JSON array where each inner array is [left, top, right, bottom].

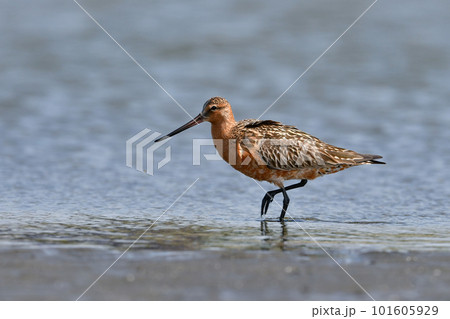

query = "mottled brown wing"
[[238, 120, 377, 170]]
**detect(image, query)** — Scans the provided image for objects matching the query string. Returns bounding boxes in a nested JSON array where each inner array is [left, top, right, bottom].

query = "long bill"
[[154, 113, 204, 142]]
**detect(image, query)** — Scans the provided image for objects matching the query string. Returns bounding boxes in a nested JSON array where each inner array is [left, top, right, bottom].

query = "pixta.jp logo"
[[126, 129, 171, 175]]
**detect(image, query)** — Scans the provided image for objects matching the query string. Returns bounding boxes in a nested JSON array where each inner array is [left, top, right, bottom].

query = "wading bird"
[[155, 97, 384, 221]]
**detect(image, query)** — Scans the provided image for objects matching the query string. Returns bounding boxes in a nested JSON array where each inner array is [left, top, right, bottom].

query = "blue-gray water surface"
[[1, 0, 450, 300]]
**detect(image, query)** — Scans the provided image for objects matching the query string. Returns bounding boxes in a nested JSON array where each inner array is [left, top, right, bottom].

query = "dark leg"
[[279, 187, 290, 221], [260, 179, 308, 217], [261, 189, 282, 216]]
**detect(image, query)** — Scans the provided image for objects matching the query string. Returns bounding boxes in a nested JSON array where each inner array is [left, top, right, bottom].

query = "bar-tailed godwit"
[[155, 97, 384, 221]]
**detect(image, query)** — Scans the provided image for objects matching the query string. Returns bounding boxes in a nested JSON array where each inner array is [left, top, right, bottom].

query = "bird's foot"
[[261, 193, 275, 216]]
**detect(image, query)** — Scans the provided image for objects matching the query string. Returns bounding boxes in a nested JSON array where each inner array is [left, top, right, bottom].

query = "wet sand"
[[1, 248, 448, 300]]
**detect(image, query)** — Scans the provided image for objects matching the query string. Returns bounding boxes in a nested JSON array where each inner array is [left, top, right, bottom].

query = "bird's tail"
[[360, 154, 386, 164]]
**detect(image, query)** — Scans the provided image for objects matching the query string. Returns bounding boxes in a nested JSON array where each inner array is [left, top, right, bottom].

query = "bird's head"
[[200, 96, 233, 124], [155, 97, 233, 142]]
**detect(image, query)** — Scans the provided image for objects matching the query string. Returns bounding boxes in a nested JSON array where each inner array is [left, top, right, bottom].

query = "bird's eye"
[[210, 106, 218, 111]]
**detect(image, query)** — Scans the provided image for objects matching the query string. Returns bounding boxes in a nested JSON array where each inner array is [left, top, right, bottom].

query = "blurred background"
[[1, 0, 449, 300]]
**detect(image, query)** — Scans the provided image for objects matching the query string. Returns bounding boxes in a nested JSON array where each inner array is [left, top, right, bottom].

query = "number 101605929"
[[372, 306, 438, 316]]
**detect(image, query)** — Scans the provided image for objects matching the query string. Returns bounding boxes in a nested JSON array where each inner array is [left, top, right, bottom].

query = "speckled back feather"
[[230, 119, 384, 171]]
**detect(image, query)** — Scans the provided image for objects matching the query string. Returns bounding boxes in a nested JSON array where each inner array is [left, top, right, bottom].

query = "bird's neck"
[[210, 114, 236, 140], [210, 114, 237, 165]]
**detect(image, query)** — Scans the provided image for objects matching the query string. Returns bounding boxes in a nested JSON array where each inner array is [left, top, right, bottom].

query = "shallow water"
[[1, 0, 450, 300]]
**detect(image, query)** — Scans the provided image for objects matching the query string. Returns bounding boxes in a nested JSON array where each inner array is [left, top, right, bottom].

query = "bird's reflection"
[[260, 220, 288, 250]]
